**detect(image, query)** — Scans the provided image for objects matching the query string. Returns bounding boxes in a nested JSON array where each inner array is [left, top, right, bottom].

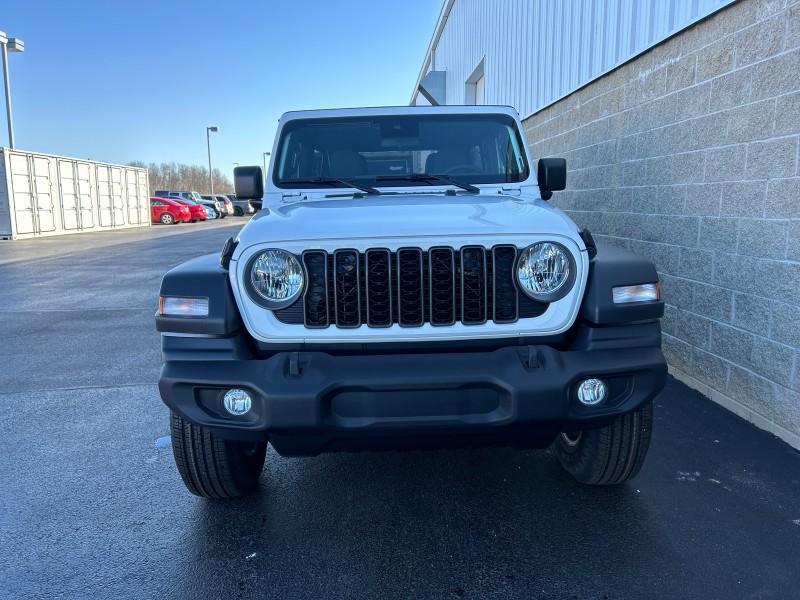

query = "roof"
[[279, 104, 519, 122]]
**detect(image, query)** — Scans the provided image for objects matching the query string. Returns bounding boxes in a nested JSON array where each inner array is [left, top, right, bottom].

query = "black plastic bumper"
[[159, 340, 666, 456]]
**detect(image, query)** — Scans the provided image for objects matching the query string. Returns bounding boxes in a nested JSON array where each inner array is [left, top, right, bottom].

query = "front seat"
[[425, 148, 468, 174], [329, 150, 365, 178]]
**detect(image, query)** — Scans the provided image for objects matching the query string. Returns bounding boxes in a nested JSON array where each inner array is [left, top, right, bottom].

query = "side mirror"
[[234, 166, 264, 200], [537, 157, 566, 200]]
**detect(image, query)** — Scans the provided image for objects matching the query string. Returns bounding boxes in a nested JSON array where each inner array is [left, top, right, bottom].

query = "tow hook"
[[522, 346, 542, 370]]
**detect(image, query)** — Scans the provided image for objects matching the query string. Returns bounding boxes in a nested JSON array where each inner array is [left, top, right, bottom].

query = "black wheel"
[[170, 411, 267, 498], [160, 213, 174, 225], [191, 219, 197, 223], [555, 401, 653, 485], [234, 206, 244, 216]]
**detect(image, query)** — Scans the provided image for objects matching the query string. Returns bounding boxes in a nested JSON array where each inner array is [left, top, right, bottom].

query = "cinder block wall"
[[523, 0, 799, 447]]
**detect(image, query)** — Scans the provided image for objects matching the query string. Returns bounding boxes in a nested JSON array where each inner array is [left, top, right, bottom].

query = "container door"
[[31, 156, 56, 233], [110, 167, 125, 225], [76, 162, 95, 229], [137, 171, 149, 224], [58, 160, 80, 230], [8, 153, 35, 235], [96, 165, 113, 227], [125, 169, 140, 224]]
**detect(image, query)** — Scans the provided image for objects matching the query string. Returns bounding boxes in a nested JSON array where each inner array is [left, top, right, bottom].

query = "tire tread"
[[169, 412, 266, 498], [555, 401, 653, 486]]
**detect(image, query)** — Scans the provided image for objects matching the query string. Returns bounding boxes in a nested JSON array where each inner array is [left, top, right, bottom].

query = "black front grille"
[[275, 246, 548, 328]]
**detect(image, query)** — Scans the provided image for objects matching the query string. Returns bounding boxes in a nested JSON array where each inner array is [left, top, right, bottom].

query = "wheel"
[[234, 206, 244, 216], [170, 411, 267, 498], [191, 219, 197, 223], [555, 401, 653, 485], [160, 213, 174, 225]]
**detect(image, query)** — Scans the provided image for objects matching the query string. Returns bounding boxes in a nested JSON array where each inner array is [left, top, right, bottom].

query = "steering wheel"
[[442, 164, 481, 175]]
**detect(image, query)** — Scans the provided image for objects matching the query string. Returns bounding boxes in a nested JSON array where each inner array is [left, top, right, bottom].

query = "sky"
[[1, 0, 440, 175]]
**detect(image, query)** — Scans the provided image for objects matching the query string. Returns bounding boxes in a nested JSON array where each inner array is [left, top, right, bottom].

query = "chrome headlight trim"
[[516, 241, 576, 303], [245, 249, 305, 309]]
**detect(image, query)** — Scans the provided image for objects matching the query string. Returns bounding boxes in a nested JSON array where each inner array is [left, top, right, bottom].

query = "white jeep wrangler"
[[156, 106, 666, 498]]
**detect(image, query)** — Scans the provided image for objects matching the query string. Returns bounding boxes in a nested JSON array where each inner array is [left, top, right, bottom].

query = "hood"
[[235, 192, 580, 247]]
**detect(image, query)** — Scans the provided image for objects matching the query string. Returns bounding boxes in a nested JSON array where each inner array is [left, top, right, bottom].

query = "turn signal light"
[[158, 296, 209, 317], [612, 283, 660, 304]]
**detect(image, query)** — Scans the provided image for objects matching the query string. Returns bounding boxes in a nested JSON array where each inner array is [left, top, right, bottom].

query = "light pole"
[[0, 32, 25, 149], [263, 151, 271, 184], [206, 125, 219, 193]]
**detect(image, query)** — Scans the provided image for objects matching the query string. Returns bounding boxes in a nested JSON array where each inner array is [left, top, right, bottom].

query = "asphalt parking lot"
[[1, 221, 799, 600]]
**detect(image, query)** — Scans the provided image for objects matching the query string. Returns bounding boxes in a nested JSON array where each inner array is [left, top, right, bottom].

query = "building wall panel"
[[416, 0, 734, 116]]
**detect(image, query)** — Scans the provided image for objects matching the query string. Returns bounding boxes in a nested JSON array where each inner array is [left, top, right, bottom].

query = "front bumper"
[[159, 343, 666, 456]]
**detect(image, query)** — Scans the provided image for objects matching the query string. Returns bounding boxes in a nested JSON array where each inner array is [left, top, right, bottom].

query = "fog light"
[[577, 379, 607, 406], [223, 389, 252, 416]]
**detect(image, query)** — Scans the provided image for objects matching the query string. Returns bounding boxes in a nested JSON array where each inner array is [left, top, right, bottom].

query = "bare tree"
[[129, 161, 234, 195]]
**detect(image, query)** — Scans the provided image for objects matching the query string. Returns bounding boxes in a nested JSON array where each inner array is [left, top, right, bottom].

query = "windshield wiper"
[[374, 174, 479, 193], [281, 178, 381, 195]]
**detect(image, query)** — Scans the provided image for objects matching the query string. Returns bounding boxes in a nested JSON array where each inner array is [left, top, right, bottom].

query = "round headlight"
[[249, 249, 304, 307], [517, 242, 574, 302]]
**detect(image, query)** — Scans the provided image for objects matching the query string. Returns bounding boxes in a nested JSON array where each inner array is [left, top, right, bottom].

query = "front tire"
[[170, 412, 267, 498], [160, 213, 174, 225], [234, 206, 244, 216], [555, 401, 653, 485]]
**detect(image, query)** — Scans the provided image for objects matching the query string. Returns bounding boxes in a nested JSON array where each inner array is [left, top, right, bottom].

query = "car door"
[[150, 199, 165, 222]]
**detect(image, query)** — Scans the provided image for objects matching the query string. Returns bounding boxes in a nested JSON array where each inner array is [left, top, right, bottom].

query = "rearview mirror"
[[537, 158, 566, 200], [234, 166, 264, 200]]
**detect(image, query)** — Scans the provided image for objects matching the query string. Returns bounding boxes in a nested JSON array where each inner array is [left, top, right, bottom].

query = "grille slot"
[[397, 248, 424, 326], [302, 251, 329, 327], [365, 249, 392, 327], [429, 247, 456, 326], [460, 246, 488, 324], [333, 250, 360, 327], [274, 246, 549, 328], [492, 246, 518, 323]]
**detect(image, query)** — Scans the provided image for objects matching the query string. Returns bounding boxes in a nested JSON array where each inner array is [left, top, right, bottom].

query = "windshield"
[[190, 192, 203, 201], [273, 113, 529, 189]]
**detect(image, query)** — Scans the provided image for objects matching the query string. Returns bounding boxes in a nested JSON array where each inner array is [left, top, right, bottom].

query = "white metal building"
[[0, 148, 150, 240], [411, 0, 734, 116], [410, 0, 800, 449]]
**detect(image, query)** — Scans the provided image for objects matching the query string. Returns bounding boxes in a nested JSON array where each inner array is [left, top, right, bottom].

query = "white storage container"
[[0, 148, 150, 240]]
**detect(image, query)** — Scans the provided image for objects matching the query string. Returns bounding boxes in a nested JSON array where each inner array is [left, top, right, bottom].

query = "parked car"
[[213, 195, 235, 216], [200, 195, 228, 218], [155, 190, 204, 204], [156, 105, 666, 498], [167, 197, 207, 222], [150, 197, 190, 225], [225, 194, 255, 216]]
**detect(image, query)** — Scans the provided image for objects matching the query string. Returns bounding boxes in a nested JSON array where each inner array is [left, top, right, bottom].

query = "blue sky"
[[2, 0, 440, 174]]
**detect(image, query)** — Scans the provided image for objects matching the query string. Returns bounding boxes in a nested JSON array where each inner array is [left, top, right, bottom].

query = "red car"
[[150, 197, 191, 225], [169, 197, 207, 222]]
